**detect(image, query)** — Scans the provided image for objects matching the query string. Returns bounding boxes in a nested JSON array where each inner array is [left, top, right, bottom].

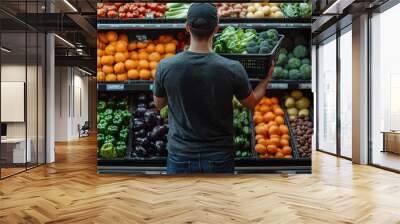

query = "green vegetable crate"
[[219, 35, 284, 79]]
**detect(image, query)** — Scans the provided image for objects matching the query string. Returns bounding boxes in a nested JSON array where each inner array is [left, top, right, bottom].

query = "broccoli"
[[288, 57, 301, 69], [299, 64, 312, 80], [272, 66, 283, 79], [279, 48, 288, 54], [246, 41, 260, 54], [259, 47, 271, 54], [301, 58, 311, 65], [260, 39, 274, 48], [293, 45, 308, 59], [259, 29, 279, 41], [289, 69, 301, 80], [276, 53, 288, 66], [288, 53, 294, 59]]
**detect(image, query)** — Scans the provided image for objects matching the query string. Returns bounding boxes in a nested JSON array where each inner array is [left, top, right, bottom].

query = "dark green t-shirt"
[[153, 51, 251, 154]]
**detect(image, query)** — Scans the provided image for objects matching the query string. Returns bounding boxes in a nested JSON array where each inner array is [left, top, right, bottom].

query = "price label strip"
[[106, 84, 124, 91]]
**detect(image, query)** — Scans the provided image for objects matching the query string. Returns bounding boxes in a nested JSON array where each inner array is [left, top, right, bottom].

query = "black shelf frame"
[[97, 18, 311, 30], [97, 158, 311, 174], [97, 80, 312, 92]]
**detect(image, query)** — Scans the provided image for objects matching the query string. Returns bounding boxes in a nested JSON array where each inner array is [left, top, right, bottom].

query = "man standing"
[[153, 3, 274, 174]]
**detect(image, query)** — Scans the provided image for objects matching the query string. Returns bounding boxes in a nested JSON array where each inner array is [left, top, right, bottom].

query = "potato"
[[247, 5, 256, 13]]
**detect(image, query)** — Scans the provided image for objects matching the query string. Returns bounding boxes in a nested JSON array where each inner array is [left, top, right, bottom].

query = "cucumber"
[[166, 3, 185, 9]]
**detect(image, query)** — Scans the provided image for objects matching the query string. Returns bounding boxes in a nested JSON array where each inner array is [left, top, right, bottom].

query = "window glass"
[[317, 36, 337, 154], [339, 28, 352, 158], [371, 3, 400, 171]]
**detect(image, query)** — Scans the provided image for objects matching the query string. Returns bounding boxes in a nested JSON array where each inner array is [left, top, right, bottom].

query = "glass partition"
[[0, 0, 46, 179]]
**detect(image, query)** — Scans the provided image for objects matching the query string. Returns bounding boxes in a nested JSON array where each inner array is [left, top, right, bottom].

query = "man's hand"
[[153, 96, 167, 110], [239, 62, 275, 111]]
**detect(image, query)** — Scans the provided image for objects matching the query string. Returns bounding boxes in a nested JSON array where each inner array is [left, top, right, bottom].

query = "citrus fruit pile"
[[97, 31, 177, 81], [253, 96, 293, 159]]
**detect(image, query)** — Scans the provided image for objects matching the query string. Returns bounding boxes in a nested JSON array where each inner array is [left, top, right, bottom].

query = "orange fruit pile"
[[97, 32, 177, 82], [254, 96, 293, 159]]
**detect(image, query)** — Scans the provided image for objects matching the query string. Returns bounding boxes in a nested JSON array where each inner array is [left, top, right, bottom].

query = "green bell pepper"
[[234, 136, 245, 147], [104, 108, 113, 116], [160, 106, 168, 119], [97, 133, 105, 147], [112, 114, 123, 127], [99, 142, 116, 159], [106, 125, 119, 137], [97, 101, 106, 112], [104, 135, 116, 145], [97, 112, 105, 124], [242, 126, 251, 136], [122, 110, 132, 123], [119, 129, 129, 142], [97, 122, 107, 134], [115, 141, 126, 157], [104, 114, 113, 124]]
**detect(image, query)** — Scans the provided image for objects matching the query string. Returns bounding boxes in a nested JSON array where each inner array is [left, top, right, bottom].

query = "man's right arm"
[[240, 63, 274, 111]]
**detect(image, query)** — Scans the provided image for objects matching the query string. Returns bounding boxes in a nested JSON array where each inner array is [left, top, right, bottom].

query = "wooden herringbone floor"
[[0, 136, 400, 224]]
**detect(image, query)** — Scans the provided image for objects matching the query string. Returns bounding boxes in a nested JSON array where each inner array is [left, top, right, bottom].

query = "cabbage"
[[299, 3, 312, 18], [293, 45, 308, 59], [300, 64, 312, 80], [276, 53, 288, 66], [288, 58, 301, 69]]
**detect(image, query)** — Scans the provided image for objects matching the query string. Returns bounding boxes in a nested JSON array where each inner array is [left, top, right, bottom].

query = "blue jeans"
[[167, 151, 234, 174]]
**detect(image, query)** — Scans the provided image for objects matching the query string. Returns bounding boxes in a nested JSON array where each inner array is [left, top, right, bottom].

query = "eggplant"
[[137, 94, 148, 104], [134, 129, 147, 138], [133, 119, 146, 132], [135, 137, 149, 148], [156, 115, 164, 126], [144, 109, 158, 128], [150, 125, 168, 140], [155, 140, 166, 153], [134, 107, 147, 118], [134, 145, 147, 157], [137, 103, 147, 109]]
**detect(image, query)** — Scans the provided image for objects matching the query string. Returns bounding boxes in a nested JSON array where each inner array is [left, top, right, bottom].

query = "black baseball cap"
[[187, 3, 218, 31]]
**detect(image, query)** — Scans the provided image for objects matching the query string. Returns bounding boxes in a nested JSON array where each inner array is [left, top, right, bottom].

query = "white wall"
[[54, 67, 89, 141]]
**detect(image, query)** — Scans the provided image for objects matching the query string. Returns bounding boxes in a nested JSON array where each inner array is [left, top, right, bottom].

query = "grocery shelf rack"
[[97, 2, 312, 174], [97, 18, 311, 30]]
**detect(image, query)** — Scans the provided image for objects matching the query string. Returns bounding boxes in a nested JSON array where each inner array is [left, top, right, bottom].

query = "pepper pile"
[[233, 98, 253, 157], [97, 97, 131, 159], [131, 94, 168, 158]]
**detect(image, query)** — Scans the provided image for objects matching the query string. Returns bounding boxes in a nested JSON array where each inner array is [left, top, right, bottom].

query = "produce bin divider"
[[282, 106, 301, 159], [219, 35, 284, 79]]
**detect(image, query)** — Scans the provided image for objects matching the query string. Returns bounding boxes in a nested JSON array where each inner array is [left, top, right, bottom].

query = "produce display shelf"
[[97, 158, 311, 174], [97, 18, 311, 30], [101, 0, 308, 3], [97, 80, 311, 92]]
